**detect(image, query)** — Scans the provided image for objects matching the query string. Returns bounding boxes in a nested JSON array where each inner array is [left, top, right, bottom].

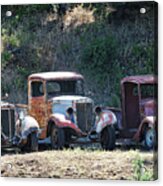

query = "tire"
[[51, 125, 65, 150], [23, 132, 38, 152], [64, 130, 72, 149], [29, 132, 38, 152], [31, 132, 38, 152], [100, 126, 116, 150], [144, 127, 156, 150]]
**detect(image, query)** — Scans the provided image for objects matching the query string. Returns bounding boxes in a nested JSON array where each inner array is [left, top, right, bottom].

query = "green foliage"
[[78, 25, 124, 106], [2, 33, 20, 47], [132, 155, 153, 181], [1, 2, 156, 104], [1, 51, 12, 67], [1, 81, 11, 95], [80, 33, 118, 89], [2, 25, 20, 69], [130, 43, 155, 74], [2, 5, 52, 18], [14, 77, 25, 89], [17, 66, 29, 77], [109, 93, 121, 108]]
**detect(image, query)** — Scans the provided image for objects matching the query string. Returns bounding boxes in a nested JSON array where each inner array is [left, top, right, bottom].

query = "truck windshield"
[[46, 80, 84, 98]]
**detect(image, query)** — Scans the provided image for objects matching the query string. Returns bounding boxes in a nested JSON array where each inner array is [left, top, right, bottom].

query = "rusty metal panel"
[[28, 96, 47, 128], [121, 75, 157, 85], [28, 79, 48, 132], [47, 100, 53, 117]]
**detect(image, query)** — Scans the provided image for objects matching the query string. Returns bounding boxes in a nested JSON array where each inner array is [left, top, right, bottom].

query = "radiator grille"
[[76, 102, 93, 132], [1, 108, 15, 139]]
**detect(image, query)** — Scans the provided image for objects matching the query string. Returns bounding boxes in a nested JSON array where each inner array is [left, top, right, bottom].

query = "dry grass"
[[63, 5, 95, 29], [1, 148, 155, 180]]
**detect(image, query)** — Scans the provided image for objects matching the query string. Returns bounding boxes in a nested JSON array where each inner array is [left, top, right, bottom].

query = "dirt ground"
[[1, 147, 157, 180]]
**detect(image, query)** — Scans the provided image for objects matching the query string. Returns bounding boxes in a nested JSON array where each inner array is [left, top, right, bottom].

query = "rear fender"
[[96, 111, 117, 133]]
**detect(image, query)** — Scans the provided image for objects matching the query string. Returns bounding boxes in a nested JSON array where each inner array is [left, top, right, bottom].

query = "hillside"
[[1, 2, 157, 105]]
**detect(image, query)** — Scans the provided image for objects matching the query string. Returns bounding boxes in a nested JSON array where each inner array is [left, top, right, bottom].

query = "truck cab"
[[28, 72, 87, 138]]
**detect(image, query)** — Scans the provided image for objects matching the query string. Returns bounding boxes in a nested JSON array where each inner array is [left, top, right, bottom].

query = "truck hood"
[[51, 95, 94, 118]]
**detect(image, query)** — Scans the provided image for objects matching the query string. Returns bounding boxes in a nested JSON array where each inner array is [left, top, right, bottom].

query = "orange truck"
[[27, 71, 117, 150]]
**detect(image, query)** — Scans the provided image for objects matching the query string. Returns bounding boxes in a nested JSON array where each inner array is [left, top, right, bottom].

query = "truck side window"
[[31, 81, 44, 97]]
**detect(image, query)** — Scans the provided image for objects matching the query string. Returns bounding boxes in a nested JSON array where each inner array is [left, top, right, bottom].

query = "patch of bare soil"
[[1, 149, 156, 180]]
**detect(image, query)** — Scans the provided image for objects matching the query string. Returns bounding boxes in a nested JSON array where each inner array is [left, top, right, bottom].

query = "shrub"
[[132, 155, 154, 181]]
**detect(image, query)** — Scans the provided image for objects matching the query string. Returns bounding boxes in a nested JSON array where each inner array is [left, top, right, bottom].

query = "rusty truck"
[[109, 75, 157, 150], [1, 101, 39, 151], [27, 71, 117, 150]]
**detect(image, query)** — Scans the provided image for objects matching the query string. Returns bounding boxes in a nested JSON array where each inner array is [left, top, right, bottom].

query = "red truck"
[[109, 75, 157, 150]]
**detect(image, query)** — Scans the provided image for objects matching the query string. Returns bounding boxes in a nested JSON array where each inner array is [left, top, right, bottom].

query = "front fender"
[[48, 113, 84, 135], [21, 116, 39, 140], [96, 111, 117, 133], [133, 116, 156, 141]]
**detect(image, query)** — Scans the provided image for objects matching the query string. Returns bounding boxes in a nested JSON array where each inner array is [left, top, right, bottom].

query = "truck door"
[[123, 83, 140, 130], [28, 80, 47, 138]]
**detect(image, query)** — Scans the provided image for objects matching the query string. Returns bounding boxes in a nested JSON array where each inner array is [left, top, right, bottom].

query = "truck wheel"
[[29, 132, 38, 152], [144, 127, 156, 150], [100, 126, 115, 150], [24, 132, 38, 152], [51, 125, 65, 150]]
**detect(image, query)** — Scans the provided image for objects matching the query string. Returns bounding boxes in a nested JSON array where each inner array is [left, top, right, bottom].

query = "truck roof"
[[121, 75, 157, 85], [28, 72, 84, 81]]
